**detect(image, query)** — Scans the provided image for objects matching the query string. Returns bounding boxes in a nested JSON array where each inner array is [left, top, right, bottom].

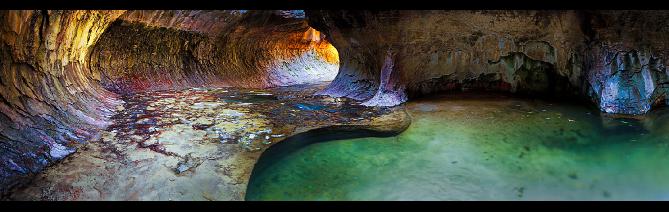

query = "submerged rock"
[[7, 83, 408, 200], [175, 154, 203, 175], [293, 103, 325, 111], [192, 117, 215, 130]]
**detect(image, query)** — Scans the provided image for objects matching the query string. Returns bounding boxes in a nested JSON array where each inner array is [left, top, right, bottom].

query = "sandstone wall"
[[90, 10, 339, 93], [0, 10, 124, 194], [307, 10, 669, 113], [0, 10, 339, 195]]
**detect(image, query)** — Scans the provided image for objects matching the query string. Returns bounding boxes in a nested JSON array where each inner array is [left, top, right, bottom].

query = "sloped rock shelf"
[[7, 83, 409, 200]]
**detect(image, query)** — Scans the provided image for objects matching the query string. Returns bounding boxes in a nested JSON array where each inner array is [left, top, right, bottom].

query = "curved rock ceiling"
[[0, 10, 338, 194], [2, 9, 669, 195]]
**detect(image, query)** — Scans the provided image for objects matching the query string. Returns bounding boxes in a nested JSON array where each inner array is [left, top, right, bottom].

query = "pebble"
[[175, 164, 190, 174], [130, 135, 144, 142], [192, 117, 214, 129]]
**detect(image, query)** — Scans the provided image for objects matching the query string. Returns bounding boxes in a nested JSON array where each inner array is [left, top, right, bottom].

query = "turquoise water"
[[246, 95, 669, 200]]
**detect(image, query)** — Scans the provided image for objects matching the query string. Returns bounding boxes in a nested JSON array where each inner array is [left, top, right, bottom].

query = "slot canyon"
[[1, 10, 669, 200]]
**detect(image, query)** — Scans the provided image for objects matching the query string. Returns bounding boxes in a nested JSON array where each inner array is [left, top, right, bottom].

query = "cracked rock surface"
[[7, 83, 409, 200], [0, 10, 339, 194]]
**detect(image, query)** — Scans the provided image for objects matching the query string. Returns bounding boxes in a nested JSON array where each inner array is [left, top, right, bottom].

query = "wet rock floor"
[[8, 83, 405, 200]]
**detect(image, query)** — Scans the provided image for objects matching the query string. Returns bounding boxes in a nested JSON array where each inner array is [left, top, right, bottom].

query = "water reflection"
[[247, 94, 669, 200]]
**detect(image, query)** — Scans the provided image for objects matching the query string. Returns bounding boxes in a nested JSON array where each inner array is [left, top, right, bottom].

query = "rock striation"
[[307, 10, 669, 113], [0, 10, 125, 195], [0, 10, 338, 195]]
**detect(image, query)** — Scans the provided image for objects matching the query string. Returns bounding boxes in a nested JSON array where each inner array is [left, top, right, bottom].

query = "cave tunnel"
[[3, 10, 669, 201]]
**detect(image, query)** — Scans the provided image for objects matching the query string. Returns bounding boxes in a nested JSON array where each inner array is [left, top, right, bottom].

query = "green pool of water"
[[246, 95, 669, 200]]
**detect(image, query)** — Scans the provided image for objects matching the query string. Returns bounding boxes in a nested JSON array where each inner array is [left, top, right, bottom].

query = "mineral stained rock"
[[0, 10, 339, 195], [91, 10, 339, 94], [8, 84, 409, 200], [307, 10, 669, 113], [0, 10, 125, 196]]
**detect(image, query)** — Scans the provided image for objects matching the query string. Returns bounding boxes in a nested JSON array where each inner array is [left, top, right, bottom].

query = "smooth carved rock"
[[307, 10, 669, 114], [0, 10, 343, 195]]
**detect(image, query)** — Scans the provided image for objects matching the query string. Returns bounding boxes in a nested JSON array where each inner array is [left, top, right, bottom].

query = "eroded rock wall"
[[90, 21, 225, 93], [0, 10, 339, 195], [586, 11, 669, 114], [213, 11, 339, 88], [307, 10, 669, 113], [117, 10, 247, 36], [0, 10, 124, 194], [90, 10, 339, 93], [308, 10, 588, 106]]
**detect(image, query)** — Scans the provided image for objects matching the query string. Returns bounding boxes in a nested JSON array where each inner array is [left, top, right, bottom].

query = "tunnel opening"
[[90, 11, 341, 95], [1, 10, 346, 199]]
